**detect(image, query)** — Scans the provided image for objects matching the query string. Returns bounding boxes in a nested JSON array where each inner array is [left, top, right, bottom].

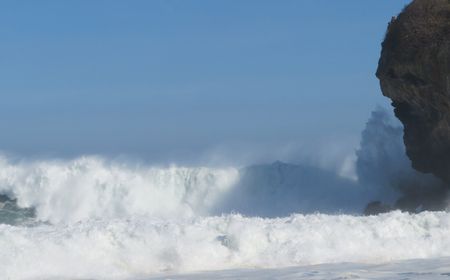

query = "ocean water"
[[1, 109, 449, 279], [148, 258, 450, 280], [0, 155, 449, 279]]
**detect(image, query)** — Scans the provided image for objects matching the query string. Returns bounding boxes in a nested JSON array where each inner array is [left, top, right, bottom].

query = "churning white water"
[[0, 155, 449, 279], [0, 156, 240, 223], [2, 211, 450, 279]]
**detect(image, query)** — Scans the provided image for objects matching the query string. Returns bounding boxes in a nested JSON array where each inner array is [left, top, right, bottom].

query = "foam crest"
[[0, 156, 239, 223], [2, 211, 450, 279]]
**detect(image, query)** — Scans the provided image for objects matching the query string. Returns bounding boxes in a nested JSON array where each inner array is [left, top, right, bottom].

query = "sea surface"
[[0, 155, 449, 279]]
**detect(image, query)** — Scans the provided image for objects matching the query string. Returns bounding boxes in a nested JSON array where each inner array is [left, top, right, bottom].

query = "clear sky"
[[0, 0, 411, 164]]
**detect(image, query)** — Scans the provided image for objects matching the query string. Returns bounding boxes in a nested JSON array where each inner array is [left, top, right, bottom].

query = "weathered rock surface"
[[377, 0, 450, 182]]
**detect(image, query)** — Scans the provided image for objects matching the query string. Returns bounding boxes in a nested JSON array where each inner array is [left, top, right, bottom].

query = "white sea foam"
[[0, 156, 239, 223], [2, 211, 450, 279], [148, 257, 450, 280]]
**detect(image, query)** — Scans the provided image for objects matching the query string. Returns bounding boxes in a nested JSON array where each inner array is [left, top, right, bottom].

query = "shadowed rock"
[[364, 201, 393, 216], [377, 0, 450, 183]]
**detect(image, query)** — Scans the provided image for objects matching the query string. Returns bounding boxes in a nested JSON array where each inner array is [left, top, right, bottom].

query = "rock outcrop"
[[377, 0, 450, 183]]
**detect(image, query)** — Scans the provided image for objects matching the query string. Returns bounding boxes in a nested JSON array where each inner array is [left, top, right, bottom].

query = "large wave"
[[0, 156, 368, 223], [0, 157, 239, 223], [0, 108, 449, 279], [0, 108, 445, 224]]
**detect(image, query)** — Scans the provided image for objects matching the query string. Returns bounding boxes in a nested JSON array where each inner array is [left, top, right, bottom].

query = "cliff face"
[[376, 0, 450, 183]]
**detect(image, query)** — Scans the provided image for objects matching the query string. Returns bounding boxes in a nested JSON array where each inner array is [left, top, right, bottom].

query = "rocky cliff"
[[377, 0, 450, 183]]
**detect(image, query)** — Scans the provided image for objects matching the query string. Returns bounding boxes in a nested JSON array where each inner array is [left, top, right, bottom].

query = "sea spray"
[[0, 156, 239, 223]]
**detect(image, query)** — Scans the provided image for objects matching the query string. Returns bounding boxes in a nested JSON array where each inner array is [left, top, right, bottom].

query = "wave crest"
[[0, 156, 239, 223]]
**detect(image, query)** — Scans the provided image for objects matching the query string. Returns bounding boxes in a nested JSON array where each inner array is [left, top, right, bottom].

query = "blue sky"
[[0, 0, 410, 164]]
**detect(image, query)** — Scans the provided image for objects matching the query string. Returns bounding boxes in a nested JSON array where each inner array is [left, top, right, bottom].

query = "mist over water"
[[0, 108, 449, 279], [0, 107, 443, 223], [356, 109, 447, 210]]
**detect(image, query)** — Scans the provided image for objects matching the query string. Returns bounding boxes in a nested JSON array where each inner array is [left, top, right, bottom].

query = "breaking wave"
[[0, 156, 368, 224], [0, 157, 239, 223], [2, 211, 450, 279], [0, 108, 440, 225], [0, 108, 449, 279]]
